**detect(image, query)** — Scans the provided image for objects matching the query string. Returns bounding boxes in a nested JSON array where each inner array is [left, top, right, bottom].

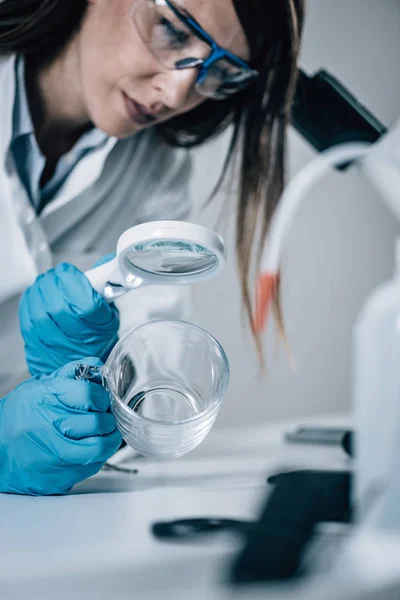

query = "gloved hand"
[[0, 358, 122, 496], [19, 260, 119, 376]]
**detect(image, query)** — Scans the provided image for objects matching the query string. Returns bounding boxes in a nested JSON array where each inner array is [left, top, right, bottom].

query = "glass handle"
[[75, 364, 109, 390]]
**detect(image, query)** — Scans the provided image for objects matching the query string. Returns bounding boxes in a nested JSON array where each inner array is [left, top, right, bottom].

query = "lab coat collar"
[[12, 56, 33, 142], [0, 54, 119, 239], [39, 135, 117, 220], [0, 53, 118, 220], [0, 54, 17, 165], [0, 54, 120, 302]]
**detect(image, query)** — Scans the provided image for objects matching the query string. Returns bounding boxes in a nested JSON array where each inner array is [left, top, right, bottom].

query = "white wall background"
[[189, 0, 400, 427]]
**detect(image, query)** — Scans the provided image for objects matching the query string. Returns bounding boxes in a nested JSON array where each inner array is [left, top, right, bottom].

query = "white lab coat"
[[0, 54, 192, 396]]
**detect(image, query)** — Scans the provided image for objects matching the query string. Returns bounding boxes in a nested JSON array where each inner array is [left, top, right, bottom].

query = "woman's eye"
[[208, 65, 229, 80], [158, 16, 189, 47], [216, 68, 229, 79]]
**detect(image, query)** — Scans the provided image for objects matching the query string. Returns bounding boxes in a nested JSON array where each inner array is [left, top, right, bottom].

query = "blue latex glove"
[[19, 261, 119, 376], [0, 358, 122, 496]]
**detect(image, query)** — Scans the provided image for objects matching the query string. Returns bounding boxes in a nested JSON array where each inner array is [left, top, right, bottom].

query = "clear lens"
[[124, 240, 218, 276], [133, 0, 256, 99], [195, 59, 255, 99], [133, 0, 210, 68]]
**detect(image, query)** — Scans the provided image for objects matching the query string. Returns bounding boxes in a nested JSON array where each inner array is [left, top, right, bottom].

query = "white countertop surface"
[[0, 414, 356, 600]]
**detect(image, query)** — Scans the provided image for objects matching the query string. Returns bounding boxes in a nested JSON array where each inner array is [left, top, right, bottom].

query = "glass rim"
[[106, 318, 230, 426]]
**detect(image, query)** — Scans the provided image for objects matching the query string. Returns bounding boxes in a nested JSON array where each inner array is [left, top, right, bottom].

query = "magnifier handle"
[[84, 257, 122, 297]]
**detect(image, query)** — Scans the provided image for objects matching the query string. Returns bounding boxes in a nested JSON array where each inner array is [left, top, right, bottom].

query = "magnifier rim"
[[116, 220, 226, 285], [105, 319, 230, 427]]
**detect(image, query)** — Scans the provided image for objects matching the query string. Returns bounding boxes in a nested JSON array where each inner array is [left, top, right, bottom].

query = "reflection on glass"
[[124, 240, 218, 276]]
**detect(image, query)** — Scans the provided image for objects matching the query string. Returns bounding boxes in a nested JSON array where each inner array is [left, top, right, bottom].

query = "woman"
[[0, 0, 304, 495]]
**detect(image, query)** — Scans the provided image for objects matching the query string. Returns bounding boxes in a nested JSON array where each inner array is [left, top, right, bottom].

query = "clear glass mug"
[[76, 320, 229, 459]]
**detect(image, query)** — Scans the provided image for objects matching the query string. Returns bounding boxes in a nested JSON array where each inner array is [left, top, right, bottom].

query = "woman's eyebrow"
[[170, 0, 250, 61], [171, 1, 231, 46]]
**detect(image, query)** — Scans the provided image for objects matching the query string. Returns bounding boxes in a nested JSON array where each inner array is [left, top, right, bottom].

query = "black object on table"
[[341, 431, 354, 457], [284, 425, 355, 458], [151, 469, 352, 585], [229, 469, 352, 584], [152, 518, 250, 540]]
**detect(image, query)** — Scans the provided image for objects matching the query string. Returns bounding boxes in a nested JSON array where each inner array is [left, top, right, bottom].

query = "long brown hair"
[[0, 0, 304, 345]]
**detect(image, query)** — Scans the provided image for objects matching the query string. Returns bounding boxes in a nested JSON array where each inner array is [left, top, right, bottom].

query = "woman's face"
[[77, 0, 249, 137]]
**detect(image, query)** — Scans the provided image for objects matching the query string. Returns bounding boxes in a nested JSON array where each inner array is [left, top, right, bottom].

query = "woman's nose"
[[153, 68, 199, 111]]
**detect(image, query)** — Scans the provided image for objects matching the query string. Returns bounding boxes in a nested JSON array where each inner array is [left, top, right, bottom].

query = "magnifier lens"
[[124, 240, 218, 276]]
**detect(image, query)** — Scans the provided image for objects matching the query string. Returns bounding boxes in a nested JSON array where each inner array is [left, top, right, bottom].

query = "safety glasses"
[[132, 0, 259, 100]]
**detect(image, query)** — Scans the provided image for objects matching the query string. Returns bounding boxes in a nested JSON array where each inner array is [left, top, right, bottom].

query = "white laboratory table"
[[0, 414, 356, 600]]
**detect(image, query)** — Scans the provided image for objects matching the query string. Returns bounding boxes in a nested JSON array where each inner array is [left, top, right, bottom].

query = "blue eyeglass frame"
[[159, 0, 259, 90]]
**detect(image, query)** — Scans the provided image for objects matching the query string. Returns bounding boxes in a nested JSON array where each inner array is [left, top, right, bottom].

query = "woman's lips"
[[123, 93, 157, 126]]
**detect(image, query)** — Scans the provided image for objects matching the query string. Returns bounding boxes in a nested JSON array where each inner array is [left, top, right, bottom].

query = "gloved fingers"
[[45, 359, 112, 413], [47, 379, 112, 414], [20, 294, 118, 379], [19, 280, 86, 353], [54, 411, 117, 440], [19, 286, 71, 375], [55, 263, 119, 329], [21, 285, 117, 367], [27, 462, 106, 496], [25, 264, 119, 338], [55, 428, 123, 466], [57, 462, 106, 493], [19, 282, 55, 348], [69, 461, 106, 486], [79, 461, 106, 480], [0, 373, 122, 496], [54, 356, 103, 377]]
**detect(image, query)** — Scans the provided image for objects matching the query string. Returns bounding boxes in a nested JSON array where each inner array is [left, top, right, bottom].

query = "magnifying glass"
[[85, 221, 226, 301]]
